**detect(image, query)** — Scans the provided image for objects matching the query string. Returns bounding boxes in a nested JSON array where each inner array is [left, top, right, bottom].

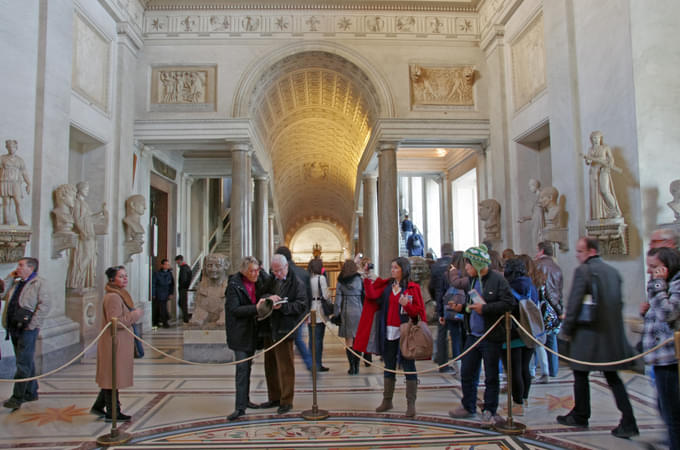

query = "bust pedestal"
[[65, 288, 99, 344], [183, 329, 234, 363], [0, 225, 31, 263], [586, 217, 629, 255]]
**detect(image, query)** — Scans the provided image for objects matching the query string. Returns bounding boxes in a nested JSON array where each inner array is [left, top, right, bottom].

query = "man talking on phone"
[[257, 254, 307, 415]]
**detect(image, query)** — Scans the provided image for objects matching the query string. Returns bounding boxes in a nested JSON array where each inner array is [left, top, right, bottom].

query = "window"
[[451, 169, 478, 251], [426, 178, 441, 256]]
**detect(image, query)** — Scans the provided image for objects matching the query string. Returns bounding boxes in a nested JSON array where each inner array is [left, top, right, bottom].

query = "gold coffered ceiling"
[[249, 51, 379, 238]]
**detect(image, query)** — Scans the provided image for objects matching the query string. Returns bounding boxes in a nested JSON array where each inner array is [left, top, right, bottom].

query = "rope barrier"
[[509, 315, 674, 367], [120, 313, 311, 366], [323, 315, 505, 375], [0, 322, 112, 383]]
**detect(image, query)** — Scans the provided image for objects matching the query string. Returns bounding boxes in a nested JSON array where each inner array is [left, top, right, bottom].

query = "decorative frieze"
[[409, 64, 476, 109], [150, 65, 216, 112]]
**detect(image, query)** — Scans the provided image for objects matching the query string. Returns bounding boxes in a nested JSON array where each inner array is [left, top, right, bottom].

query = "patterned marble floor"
[[0, 324, 669, 449]]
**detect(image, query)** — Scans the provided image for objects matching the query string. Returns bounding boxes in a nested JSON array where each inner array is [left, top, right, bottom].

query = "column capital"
[[227, 141, 252, 153], [362, 172, 378, 180], [377, 141, 399, 154], [254, 174, 270, 182]]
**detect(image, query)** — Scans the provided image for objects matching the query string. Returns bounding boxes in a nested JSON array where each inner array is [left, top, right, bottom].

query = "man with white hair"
[[257, 253, 307, 415]]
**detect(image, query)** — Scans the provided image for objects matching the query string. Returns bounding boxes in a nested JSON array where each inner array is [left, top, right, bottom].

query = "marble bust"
[[123, 194, 146, 263], [667, 179, 680, 223], [189, 253, 230, 328], [478, 199, 501, 242], [584, 131, 622, 220], [539, 186, 561, 231], [52, 183, 77, 233]]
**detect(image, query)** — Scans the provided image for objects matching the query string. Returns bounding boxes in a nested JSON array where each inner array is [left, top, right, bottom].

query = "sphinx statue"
[[189, 253, 230, 328]]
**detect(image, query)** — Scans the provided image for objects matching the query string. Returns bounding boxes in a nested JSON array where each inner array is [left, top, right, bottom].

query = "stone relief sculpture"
[[51, 184, 78, 259], [0, 140, 31, 226], [537, 186, 569, 251], [123, 194, 146, 263], [583, 131, 628, 255], [667, 179, 680, 223], [409, 65, 476, 107], [478, 199, 501, 242], [189, 253, 230, 328], [159, 71, 206, 104], [517, 178, 544, 250], [583, 131, 622, 220], [66, 181, 108, 290]]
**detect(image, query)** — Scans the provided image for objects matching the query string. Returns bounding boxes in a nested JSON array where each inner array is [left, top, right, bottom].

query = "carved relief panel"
[[409, 64, 476, 109], [511, 13, 547, 111], [150, 65, 216, 112]]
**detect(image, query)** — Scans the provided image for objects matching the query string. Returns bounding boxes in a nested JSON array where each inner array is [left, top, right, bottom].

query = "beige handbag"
[[399, 316, 433, 360]]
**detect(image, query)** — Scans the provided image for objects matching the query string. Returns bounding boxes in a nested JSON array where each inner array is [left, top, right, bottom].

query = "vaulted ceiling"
[[249, 51, 380, 238]]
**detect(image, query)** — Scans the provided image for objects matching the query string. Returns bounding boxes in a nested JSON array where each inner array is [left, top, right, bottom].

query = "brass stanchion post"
[[302, 310, 329, 420], [494, 312, 526, 434], [97, 318, 133, 446], [675, 331, 680, 395]]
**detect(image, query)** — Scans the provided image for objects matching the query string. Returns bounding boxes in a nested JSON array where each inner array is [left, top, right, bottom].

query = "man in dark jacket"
[[535, 241, 563, 377], [448, 244, 514, 427], [556, 237, 638, 438], [406, 228, 425, 257], [152, 259, 175, 328], [225, 256, 265, 420], [175, 255, 192, 323], [429, 242, 455, 373], [258, 254, 307, 415]]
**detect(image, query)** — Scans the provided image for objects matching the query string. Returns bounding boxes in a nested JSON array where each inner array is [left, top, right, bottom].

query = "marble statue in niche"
[[51, 183, 78, 259], [583, 131, 622, 220], [409, 65, 476, 107], [67, 181, 108, 290], [667, 179, 680, 223], [517, 178, 544, 250], [189, 253, 230, 328], [539, 185, 569, 251], [123, 194, 146, 263], [0, 140, 31, 226], [478, 199, 501, 242]]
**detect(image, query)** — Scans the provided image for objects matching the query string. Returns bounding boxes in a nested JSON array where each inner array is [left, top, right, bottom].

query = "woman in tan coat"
[[91, 266, 143, 422]]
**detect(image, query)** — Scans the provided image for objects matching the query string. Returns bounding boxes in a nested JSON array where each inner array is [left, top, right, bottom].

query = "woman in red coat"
[[354, 257, 425, 417]]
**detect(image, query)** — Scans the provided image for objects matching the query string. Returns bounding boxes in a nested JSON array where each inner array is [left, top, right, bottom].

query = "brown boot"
[[375, 377, 395, 412], [405, 379, 417, 417]]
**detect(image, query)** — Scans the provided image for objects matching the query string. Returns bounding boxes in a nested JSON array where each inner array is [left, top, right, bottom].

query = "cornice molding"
[[145, 1, 479, 13]]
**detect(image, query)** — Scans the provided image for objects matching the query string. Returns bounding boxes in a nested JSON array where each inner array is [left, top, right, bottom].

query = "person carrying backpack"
[[406, 228, 425, 257]]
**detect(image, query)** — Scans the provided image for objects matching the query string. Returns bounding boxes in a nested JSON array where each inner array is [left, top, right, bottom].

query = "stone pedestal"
[[183, 329, 234, 363], [541, 227, 569, 251], [586, 217, 628, 255], [52, 231, 77, 259], [0, 226, 31, 263], [65, 288, 99, 344]]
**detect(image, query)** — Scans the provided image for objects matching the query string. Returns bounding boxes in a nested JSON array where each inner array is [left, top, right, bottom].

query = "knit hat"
[[464, 244, 491, 274]]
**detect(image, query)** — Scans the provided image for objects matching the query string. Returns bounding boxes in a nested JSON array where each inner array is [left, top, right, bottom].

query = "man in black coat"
[[557, 237, 638, 438], [152, 259, 175, 328], [175, 255, 192, 323], [225, 256, 267, 421], [257, 254, 307, 415], [429, 242, 455, 373]]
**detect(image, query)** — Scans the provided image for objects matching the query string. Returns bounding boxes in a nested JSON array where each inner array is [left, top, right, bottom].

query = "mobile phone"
[[274, 297, 288, 305]]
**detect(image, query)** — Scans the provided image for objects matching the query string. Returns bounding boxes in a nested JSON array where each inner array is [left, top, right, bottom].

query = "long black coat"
[[561, 256, 633, 371], [224, 273, 259, 352], [259, 266, 308, 341]]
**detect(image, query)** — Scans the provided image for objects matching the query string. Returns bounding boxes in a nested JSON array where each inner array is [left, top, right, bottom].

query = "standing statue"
[[189, 253, 230, 328], [517, 178, 544, 249], [122, 194, 146, 262], [667, 179, 680, 223], [478, 199, 501, 242], [583, 131, 622, 220], [0, 140, 31, 226], [67, 181, 107, 289]]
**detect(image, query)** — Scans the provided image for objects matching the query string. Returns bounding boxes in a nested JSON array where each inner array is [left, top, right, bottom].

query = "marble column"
[[362, 173, 378, 268], [230, 143, 251, 266], [267, 214, 275, 270], [377, 143, 399, 277], [253, 176, 269, 269]]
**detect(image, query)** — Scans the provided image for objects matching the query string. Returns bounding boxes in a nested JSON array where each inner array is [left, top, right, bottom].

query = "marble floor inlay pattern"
[[0, 325, 670, 449]]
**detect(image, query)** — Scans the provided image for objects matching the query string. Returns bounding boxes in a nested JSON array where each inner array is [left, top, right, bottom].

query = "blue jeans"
[[233, 349, 255, 410], [545, 332, 559, 377], [294, 326, 312, 370], [530, 345, 549, 377], [435, 320, 463, 365], [654, 364, 680, 449], [460, 334, 502, 414], [307, 322, 325, 369], [10, 328, 39, 402], [383, 338, 417, 381]]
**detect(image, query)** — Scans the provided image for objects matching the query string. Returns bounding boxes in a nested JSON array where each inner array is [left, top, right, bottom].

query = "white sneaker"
[[480, 410, 506, 427]]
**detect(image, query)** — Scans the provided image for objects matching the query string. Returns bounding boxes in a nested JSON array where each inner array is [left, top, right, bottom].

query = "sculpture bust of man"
[[189, 253, 230, 328], [478, 199, 501, 241], [668, 179, 680, 223], [0, 139, 31, 226], [52, 183, 77, 233], [123, 194, 146, 240], [539, 186, 562, 230]]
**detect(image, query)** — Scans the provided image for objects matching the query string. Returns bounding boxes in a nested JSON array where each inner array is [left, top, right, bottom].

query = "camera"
[[367, 263, 375, 270]]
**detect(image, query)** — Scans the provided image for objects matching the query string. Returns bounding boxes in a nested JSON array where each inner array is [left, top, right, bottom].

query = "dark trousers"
[[10, 328, 39, 402], [178, 290, 190, 323], [654, 364, 680, 449], [234, 350, 255, 410], [263, 337, 295, 406], [435, 320, 463, 365], [383, 338, 417, 381], [152, 299, 169, 326], [460, 334, 502, 414], [307, 322, 325, 369], [501, 346, 534, 404], [571, 370, 636, 426]]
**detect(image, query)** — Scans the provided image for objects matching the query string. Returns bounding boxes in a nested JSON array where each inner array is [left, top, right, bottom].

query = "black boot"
[[346, 349, 354, 375], [103, 389, 131, 422], [351, 351, 360, 375], [363, 352, 372, 367], [90, 390, 106, 417]]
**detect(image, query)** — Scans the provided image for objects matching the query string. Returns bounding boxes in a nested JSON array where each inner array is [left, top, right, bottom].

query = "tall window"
[[452, 169, 478, 251], [426, 178, 441, 256], [411, 176, 423, 232]]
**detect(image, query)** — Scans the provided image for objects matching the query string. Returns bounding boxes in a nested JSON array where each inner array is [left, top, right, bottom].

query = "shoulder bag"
[[317, 277, 335, 317], [399, 315, 433, 360]]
